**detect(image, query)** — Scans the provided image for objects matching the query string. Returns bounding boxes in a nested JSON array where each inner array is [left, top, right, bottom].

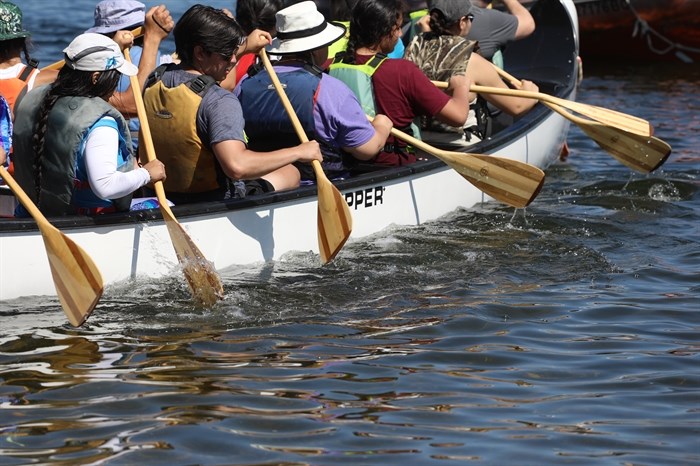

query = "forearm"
[[346, 127, 391, 161], [213, 140, 302, 180], [85, 126, 150, 199]]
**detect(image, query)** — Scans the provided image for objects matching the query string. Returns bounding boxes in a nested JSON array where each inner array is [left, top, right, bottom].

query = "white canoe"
[[0, 0, 580, 302]]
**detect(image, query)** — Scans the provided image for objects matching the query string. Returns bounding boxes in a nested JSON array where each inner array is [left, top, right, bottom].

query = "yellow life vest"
[[141, 75, 222, 194]]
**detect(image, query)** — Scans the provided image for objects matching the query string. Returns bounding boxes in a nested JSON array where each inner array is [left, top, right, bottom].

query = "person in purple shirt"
[[235, 0, 393, 182]]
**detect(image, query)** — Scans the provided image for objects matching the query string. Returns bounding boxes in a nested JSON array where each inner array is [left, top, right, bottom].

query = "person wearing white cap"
[[140, 4, 321, 204], [236, 0, 393, 181], [11, 33, 165, 217]]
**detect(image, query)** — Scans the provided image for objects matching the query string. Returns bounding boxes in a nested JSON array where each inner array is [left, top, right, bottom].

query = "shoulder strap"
[[17, 62, 36, 82], [145, 64, 169, 89], [188, 75, 217, 96]]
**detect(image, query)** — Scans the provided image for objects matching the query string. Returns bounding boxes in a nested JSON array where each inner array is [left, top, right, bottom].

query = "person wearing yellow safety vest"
[[329, 0, 471, 167], [140, 4, 321, 204]]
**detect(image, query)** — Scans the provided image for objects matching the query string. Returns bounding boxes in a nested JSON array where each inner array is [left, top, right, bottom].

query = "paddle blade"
[[578, 122, 672, 173], [164, 218, 224, 307], [315, 169, 353, 263], [43, 229, 103, 327], [438, 150, 545, 208]]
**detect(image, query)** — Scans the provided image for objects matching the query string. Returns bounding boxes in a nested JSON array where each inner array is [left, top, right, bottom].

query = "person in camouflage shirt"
[[405, 0, 539, 146]]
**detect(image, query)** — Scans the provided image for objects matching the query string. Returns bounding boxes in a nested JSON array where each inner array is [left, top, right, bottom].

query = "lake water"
[[2, 1, 699, 465]]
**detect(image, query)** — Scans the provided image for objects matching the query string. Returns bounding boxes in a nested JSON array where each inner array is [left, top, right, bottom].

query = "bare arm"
[[466, 53, 537, 116], [435, 74, 471, 127], [109, 5, 174, 116], [236, 29, 273, 61], [343, 114, 393, 161], [211, 139, 321, 180], [500, 0, 535, 39]]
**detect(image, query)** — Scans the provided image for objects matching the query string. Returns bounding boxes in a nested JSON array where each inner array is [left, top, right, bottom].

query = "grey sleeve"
[[196, 88, 247, 148], [466, 8, 519, 60]]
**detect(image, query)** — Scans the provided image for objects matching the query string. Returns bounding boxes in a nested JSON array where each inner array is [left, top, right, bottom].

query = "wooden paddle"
[[0, 166, 103, 326], [467, 83, 652, 137], [370, 116, 545, 208], [432, 78, 671, 173], [43, 27, 144, 71], [124, 49, 224, 306], [491, 68, 670, 173], [259, 49, 352, 263], [545, 103, 672, 172]]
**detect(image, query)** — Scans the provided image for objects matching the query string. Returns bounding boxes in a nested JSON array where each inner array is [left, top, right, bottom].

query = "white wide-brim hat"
[[63, 33, 138, 76], [267, 0, 346, 55]]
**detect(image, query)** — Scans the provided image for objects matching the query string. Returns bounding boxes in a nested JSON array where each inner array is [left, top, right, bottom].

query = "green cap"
[[0, 1, 31, 42]]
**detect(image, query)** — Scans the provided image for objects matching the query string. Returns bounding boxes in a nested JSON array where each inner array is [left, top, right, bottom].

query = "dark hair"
[[346, 0, 404, 59], [235, 0, 282, 34], [330, 0, 358, 21], [0, 37, 33, 65], [427, 9, 453, 38], [31, 67, 120, 205], [174, 4, 244, 66]]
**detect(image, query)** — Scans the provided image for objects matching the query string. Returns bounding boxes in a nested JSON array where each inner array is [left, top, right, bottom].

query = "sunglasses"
[[466, 13, 475, 22]]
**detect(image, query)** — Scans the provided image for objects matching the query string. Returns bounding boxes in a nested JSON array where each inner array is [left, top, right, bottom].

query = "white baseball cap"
[[63, 33, 138, 76]]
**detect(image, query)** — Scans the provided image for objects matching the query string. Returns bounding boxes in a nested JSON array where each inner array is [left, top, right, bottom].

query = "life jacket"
[[12, 86, 134, 216], [238, 63, 350, 181], [0, 95, 11, 160], [0, 60, 39, 175], [329, 53, 419, 166], [329, 52, 387, 118], [402, 9, 429, 48], [327, 21, 350, 62], [405, 34, 492, 142], [0, 60, 39, 115], [141, 65, 225, 194]]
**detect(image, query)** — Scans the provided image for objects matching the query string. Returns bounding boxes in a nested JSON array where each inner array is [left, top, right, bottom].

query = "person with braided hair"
[[329, 0, 471, 167], [11, 33, 165, 217]]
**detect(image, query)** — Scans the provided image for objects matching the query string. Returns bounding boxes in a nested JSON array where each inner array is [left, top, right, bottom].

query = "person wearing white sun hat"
[[11, 33, 165, 217], [139, 4, 320, 204], [235, 0, 393, 182]]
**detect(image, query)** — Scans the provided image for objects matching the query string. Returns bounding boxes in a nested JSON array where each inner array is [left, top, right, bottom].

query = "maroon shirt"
[[355, 54, 450, 166]]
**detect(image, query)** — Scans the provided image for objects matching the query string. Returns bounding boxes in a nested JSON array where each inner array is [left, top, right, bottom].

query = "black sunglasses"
[[466, 13, 475, 22]]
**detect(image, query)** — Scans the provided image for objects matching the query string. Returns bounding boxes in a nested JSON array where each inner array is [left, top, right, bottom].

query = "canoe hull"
[[0, 0, 579, 302]]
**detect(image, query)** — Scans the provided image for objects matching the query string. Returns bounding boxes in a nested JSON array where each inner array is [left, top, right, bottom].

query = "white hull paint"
[[0, 0, 579, 301]]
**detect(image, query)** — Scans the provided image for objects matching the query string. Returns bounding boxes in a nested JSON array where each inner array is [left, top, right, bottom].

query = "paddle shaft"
[[124, 48, 224, 306], [370, 116, 545, 208], [432, 77, 651, 137], [259, 49, 352, 263], [43, 27, 144, 71], [490, 68, 671, 173]]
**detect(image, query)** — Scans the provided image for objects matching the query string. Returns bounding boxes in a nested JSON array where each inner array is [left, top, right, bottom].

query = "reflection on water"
[[3, 11, 700, 465]]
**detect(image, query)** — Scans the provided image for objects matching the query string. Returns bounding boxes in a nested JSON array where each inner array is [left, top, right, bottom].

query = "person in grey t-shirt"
[[465, 0, 535, 62], [141, 4, 322, 204]]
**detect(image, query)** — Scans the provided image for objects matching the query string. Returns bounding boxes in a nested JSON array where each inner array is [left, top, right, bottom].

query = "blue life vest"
[[238, 63, 350, 181]]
